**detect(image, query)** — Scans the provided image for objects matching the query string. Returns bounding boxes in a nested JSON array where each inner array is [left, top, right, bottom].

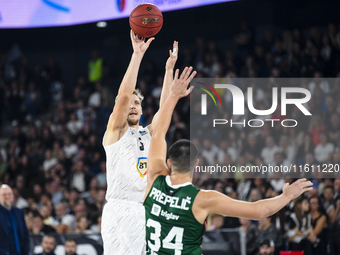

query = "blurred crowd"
[[0, 21, 340, 255]]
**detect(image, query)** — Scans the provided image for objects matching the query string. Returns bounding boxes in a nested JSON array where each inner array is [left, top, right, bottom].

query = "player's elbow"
[[253, 211, 266, 220]]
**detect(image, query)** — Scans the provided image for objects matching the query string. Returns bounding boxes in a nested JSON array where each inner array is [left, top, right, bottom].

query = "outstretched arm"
[[193, 179, 313, 223], [148, 41, 178, 135], [144, 67, 196, 199], [103, 31, 154, 146]]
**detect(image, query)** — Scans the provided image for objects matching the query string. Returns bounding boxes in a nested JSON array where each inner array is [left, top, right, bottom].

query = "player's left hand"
[[282, 178, 313, 200], [165, 41, 178, 70], [170, 66, 196, 99]]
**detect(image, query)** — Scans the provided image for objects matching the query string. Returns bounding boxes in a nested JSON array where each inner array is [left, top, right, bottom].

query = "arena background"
[[1, 0, 340, 254]]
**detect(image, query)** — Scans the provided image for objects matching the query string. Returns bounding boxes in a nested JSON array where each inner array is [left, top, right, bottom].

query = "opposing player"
[[144, 66, 313, 254], [101, 30, 179, 255]]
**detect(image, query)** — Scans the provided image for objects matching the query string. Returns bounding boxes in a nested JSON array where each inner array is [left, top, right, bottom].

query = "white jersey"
[[103, 126, 151, 203]]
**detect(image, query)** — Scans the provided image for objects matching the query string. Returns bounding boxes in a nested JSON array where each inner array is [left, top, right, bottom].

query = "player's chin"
[[127, 117, 139, 126]]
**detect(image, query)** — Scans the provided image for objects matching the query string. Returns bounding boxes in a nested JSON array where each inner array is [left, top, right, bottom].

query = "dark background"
[[1, 0, 340, 87]]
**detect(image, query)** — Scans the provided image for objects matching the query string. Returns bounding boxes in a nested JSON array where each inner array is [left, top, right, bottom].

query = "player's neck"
[[169, 172, 192, 185]]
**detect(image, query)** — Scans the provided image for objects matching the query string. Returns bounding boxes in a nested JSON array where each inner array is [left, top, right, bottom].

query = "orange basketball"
[[129, 3, 163, 38]]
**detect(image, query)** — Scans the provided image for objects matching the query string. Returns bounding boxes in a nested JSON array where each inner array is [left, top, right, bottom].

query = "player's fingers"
[[188, 70, 197, 82], [180, 67, 189, 80], [183, 66, 193, 80], [145, 37, 155, 46], [169, 49, 172, 57], [283, 183, 289, 190], [294, 179, 305, 185], [174, 69, 180, 80], [185, 86, 194, 96], [181, 67, 190, 80], [175, 41, 178, 49], [172, 47, 177, 57], [302, 181, 313, 188], [299, 180, 311, 187], [131, 30, 139, 41]]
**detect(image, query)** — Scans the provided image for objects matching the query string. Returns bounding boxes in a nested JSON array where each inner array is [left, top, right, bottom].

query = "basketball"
[[129, 3, 163, 38]]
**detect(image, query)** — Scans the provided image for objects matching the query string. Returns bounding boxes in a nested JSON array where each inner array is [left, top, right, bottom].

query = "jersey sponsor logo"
[[161, 210, 179, 221], [149, 187, 191, 211], [136, 157, 147, 177], [139, 130, 148, 136], [151, 204, 161, 216]]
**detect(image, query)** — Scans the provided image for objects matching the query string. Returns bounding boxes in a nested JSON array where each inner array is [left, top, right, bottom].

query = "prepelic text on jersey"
[[149, 187, 191, 210]]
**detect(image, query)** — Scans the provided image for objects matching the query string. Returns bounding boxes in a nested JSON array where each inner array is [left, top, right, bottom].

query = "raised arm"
[[148, 41, 178, 135], [193, 179, 313, 223], [144, 67, 196, 199], [103, 30, 154, 146]]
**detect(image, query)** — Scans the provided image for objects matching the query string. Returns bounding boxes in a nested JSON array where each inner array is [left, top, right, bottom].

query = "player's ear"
[[167, 159, 172, 169]]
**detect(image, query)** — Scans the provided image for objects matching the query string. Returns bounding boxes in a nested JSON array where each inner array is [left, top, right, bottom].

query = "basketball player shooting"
[[101, 30, 179, 255], [144, 67, 313, 255]]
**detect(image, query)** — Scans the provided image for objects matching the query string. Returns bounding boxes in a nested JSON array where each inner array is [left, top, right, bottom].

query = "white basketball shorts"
[[101, 199, 146, 255]]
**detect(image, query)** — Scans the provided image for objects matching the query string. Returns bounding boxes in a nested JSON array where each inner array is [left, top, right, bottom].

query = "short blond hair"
[[115, 89, 144, 104]]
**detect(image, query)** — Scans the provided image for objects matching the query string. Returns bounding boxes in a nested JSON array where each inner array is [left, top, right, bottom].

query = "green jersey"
[[144, 175, 206, 255]]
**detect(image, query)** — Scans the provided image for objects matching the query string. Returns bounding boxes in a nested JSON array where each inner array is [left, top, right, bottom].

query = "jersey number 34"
[[147, 218, 184, 255]]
